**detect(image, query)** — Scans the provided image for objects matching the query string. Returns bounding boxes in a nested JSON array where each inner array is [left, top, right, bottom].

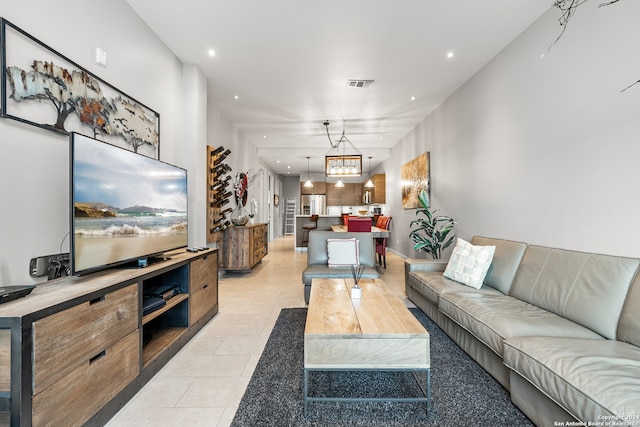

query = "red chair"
[[347, 217, 371, 232], [375, 216, 392, 268], [342, 215, 360, 226]]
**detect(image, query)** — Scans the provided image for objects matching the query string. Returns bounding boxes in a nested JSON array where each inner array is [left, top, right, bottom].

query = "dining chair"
[[375, 216, 392, 268], [302, 214, 319, 247]]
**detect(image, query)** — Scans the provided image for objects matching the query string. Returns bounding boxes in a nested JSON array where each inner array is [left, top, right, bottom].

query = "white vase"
[[351, 285, 362, 299]]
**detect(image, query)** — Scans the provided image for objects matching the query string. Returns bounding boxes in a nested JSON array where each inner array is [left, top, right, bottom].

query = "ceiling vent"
[[346, 79, 374, 88]]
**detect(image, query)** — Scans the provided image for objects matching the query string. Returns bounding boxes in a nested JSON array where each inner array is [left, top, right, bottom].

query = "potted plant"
[[409, 189, 456, 259]]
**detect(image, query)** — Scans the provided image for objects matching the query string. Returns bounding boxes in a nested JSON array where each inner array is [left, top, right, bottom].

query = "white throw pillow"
[[443, 238, 495, 289], [327, 238, 360, 267]]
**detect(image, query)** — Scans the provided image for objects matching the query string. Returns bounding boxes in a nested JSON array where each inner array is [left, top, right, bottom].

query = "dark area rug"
[[231, 307, 534, 426]]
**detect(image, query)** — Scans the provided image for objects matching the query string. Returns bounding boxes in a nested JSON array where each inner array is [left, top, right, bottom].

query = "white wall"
[[387, 2, 640, 259], [182, 65, 208, 247], [0, 0, 189, 285], [206, 102, 281, 239]]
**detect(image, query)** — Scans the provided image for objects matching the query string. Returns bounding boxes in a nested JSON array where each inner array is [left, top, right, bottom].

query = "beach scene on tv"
[[73, 134, 188, 273]]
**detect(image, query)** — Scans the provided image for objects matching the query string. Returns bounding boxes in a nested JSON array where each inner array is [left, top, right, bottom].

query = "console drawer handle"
[[89, 350, 106, 364], [90, 295, 106, 305]]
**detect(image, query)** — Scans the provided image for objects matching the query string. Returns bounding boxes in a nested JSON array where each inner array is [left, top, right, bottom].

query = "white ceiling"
[[126, 0, 551, 176]]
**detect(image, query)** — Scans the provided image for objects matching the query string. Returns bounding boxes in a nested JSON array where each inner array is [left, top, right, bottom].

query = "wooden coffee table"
[[304, 277, 430, 415]]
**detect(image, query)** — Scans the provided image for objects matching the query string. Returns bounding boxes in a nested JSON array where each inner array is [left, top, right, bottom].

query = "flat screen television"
[[70, 132, 188, 275]]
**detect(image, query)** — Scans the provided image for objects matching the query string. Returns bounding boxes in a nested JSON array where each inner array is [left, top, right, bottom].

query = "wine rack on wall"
[[207, 145, 233, 244]]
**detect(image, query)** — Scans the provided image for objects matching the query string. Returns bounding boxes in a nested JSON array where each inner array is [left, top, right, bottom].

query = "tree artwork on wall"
[[6, 61, 105, 131], [0, 18, 160, 159], [549, 1, 638, 92]]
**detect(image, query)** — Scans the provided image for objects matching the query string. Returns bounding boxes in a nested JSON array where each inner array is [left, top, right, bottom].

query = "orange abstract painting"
[[401, 152, 430, 209]]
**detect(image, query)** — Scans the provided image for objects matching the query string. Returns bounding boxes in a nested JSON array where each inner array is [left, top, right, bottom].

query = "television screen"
[[70, 133, 188, 275]]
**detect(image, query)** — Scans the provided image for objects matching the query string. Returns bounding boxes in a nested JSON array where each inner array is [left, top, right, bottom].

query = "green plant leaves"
[[418, 188, 430, 209], [409, 189, 455, 259]]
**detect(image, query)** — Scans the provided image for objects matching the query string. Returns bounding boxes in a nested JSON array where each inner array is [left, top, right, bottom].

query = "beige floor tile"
[[176, 376, 250, 407], [125, 377, 195, 408], [180, 333, 225, 355], [214, 335, 268, 355], [159, 353, 250, 378], [216, 407, 239, 427], [108, 407, 225, 427]]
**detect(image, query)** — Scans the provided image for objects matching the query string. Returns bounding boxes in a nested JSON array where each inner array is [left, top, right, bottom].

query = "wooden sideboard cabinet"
[[32, 285, 139, 426], [189, 254, 219, 325], [223, 223, 269, 272], [0, 249, 218, 427]]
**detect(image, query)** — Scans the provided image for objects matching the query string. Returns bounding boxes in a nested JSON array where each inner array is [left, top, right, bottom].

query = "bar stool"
[[375, 216, 392, 268], [302, 214, 319, 247]]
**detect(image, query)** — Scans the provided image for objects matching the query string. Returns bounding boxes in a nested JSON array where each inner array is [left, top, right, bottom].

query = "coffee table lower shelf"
[[303, 367, 431, 416]]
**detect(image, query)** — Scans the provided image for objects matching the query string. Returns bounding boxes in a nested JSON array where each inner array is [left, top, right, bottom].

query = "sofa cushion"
[[327, 238, 359, 267], [509, 245, 640, 340], [504, 336, 640, 425], [443, 238, 495, 289], [439, 292, 603, 357], [408, 271, 501, 306], [470, 236, 527, 294], [302, 265, 379, 286], [619, 272, 640, 347]]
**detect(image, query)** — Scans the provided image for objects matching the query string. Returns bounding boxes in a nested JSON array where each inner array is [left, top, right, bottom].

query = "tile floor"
[[106, 235, 409, 427]]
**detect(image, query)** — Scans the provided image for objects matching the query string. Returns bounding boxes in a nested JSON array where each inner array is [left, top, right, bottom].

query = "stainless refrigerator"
[[301, 194, 327, 215]]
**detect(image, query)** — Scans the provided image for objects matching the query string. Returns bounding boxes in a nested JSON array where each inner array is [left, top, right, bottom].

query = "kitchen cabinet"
[[300, 182, 326, 195], [363, 174, 386, 204], [326, 183, 360, 206]]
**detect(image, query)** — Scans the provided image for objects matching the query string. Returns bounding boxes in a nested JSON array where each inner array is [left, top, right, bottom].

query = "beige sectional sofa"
[[405, 236, 640, 427]]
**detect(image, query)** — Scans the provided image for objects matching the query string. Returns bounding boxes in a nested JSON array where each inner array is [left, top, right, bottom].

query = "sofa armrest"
[[405, 259, 448, 273], [405, 259, 448, 296]]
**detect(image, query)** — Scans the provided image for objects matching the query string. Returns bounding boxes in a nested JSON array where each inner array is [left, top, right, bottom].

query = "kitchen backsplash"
[[326, 205, 387, 216]]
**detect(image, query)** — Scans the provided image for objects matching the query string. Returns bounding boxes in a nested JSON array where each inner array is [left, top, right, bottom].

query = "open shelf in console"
[[141, 264, 189, 367]]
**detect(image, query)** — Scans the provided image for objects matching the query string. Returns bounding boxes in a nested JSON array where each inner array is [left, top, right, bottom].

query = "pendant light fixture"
[[303, 156, 313, 188], [364, 156, 375, 188], [323, 121, 362, 177]]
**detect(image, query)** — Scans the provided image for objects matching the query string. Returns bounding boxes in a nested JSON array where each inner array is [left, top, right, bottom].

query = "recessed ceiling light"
[[263, 135, 267, 139], [275, 160, 281, 164], [208, 49, 216, 57], [411, 96, 416, 101], [287, 165, 291, 169], [234, 95, 239, 100], [447, 51, 455, 59]]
